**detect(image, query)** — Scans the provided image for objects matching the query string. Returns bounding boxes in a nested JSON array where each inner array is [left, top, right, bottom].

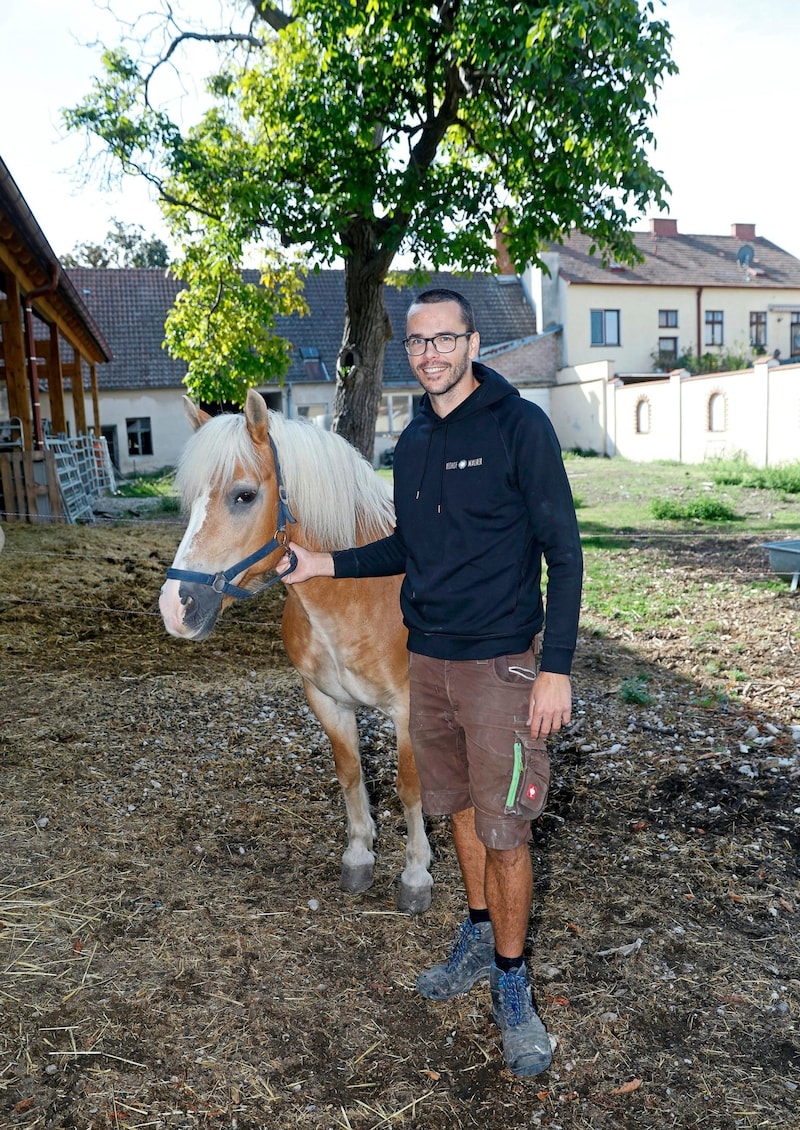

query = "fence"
[[0, 434, 116, 524]]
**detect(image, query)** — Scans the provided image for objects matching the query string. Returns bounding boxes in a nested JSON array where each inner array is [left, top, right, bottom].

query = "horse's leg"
[[302, 679, 376, 895], [393, 706, 434, 915]]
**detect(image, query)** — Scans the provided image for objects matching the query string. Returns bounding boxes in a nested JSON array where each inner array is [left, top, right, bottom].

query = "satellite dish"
[[737, 244, 755, 267]]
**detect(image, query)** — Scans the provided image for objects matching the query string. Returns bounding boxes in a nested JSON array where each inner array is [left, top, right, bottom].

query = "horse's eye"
[[234, 489, 258, 505]]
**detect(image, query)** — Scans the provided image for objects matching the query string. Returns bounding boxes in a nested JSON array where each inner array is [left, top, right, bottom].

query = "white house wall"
[[588, 360, 800, 467], [40, 387, 193, 476]]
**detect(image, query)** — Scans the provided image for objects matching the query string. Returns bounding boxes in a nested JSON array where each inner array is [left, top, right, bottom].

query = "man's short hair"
[[409, 288, 476, 333]]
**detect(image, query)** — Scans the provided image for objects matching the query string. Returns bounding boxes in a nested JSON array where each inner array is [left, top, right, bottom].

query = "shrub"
[[651, 497, 738, 522]]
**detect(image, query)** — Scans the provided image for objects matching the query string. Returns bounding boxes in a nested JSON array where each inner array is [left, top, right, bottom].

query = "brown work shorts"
[[408, 648, 550, 851]]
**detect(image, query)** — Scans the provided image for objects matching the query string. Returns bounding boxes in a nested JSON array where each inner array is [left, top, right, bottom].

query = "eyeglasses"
[[402, 332, 473, 357]]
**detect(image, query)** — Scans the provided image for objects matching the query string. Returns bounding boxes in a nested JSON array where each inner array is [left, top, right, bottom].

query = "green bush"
[[651, 497, 738, 522], [705, 458, 800, 495]]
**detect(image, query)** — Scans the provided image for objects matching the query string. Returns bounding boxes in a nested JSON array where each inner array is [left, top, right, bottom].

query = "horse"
[[159, 389, 433, 914]]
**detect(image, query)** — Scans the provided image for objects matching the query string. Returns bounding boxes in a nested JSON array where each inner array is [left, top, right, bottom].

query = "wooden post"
[[89, 362, 100, 436], [47, 322, 68, 437], [72, 348, 88, 436], [1, 274, 32, 448]]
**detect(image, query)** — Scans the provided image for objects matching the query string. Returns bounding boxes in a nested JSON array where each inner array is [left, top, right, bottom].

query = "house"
[[525, 218, 800, 374], [66, 267, 558, 474]]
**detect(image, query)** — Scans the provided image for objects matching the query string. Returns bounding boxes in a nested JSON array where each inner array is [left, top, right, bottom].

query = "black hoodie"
[[333, 363, 583, 674]]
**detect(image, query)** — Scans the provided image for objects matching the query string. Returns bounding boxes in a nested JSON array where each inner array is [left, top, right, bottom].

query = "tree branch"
[[247, 1, 293, 32]]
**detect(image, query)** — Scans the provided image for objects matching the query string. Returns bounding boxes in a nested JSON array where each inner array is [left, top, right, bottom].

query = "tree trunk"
[[331, 225, 394, 462]]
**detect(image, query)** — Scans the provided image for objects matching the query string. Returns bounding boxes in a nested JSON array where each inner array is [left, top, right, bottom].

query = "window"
[[749, 311, 767, 348], [635, 397, 651, 434], [300, 346, 331, 381], [659, 309, 678, 328], [791, 314, 800, 357], [590, 309, 620, 347], [126, 417, 153, 457], [657, 337, 678, 364], [708, 392, 727, 432], [705, 310, 724, 346]]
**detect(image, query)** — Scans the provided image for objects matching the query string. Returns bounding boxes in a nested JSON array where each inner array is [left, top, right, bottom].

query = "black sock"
[[468, 907, 491, 926], [494, 951, 524, 973]]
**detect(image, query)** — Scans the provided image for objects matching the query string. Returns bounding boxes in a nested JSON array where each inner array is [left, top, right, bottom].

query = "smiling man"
[[281, 288, 583, 1077]]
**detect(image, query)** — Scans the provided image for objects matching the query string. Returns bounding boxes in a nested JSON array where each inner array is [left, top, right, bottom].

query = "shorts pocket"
[[503, 731, 550, 820]]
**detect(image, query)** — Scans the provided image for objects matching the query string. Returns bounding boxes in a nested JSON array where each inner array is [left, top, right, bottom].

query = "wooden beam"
[[89, 362, 100, 435], [48, 322, 68, 437], [72, 347, 88, 435], [0, 273, 32, 448]]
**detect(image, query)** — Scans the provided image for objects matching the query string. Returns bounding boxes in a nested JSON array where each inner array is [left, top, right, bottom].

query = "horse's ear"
[[183, 397, 212, 432], [244, 388, 269, 444]]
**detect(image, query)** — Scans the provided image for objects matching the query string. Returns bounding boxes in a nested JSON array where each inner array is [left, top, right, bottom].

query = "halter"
[[166, 435, 298, 600]]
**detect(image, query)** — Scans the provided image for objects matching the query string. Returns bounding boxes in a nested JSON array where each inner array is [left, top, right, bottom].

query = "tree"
[[66, 0, 675, 458], [62, 218, 170, 268]]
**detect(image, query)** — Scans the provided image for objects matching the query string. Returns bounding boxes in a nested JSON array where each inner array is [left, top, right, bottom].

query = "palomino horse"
[[159, 390, 433, 914]]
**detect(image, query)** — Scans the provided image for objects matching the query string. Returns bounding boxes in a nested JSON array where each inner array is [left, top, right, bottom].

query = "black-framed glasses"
[[402, 332, 473, 357]]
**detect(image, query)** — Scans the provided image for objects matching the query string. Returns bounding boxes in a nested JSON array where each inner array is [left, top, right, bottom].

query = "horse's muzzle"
[[159, 577, 223, 641]]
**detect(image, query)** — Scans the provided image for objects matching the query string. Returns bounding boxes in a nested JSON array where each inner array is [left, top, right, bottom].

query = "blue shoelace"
[[498, 969, 534, 1027], [446, 921, 479, 970]]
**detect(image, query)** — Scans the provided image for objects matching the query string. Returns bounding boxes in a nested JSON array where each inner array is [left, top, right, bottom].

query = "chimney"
[[732, 223, 756, 240], [494, 221, 517, 275], [650, 217, 679, 237]]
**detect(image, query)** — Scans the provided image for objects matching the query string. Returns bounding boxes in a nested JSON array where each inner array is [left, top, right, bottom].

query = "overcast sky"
[[1, 0, 799, 261]]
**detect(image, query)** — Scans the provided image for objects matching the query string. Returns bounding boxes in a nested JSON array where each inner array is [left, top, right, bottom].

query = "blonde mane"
[[175, 410, 395, 550]]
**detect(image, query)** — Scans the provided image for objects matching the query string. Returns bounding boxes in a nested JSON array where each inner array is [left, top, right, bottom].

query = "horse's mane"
[[176, 410, 395, 551]]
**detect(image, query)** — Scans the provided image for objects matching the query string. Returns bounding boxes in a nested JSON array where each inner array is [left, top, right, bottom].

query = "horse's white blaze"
[[158, 491, 211, 637]]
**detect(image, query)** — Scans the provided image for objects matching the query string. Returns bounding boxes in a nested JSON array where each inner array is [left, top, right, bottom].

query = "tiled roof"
[[66, 268, 537, 391], [68, 268, 187, 390], [549, 230, 800, 289]]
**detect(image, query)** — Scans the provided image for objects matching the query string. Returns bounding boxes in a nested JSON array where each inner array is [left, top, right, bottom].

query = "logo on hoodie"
[[445, 457, 483, 471]]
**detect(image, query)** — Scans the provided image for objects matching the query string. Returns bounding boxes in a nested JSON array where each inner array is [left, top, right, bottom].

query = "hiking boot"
[[416, 918, 495, 1001], [490, 963, 553, 1077]]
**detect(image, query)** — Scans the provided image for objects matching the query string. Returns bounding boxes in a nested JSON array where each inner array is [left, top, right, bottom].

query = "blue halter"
[[166, 435, 297, 600]]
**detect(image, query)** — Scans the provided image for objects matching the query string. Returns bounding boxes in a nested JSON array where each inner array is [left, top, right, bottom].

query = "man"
[[281, 288, 582, 1077]]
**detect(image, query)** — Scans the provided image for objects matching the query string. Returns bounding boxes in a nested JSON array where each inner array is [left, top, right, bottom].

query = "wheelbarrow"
[[760, 540, 800, 592]]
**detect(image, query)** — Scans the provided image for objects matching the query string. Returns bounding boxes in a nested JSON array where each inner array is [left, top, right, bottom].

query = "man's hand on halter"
[[278, 542, 334, 584]]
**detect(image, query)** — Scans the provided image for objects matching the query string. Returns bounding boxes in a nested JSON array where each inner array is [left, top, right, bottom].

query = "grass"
[[115, 468, 178, 499], [705, 456, 800, 494]]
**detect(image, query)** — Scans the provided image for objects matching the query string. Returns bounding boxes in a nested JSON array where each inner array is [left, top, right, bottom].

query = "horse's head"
[[159, 389, 290, 641]]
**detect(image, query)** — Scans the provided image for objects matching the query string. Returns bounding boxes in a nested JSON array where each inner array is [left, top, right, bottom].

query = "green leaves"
[[66, 0, 675, 414]]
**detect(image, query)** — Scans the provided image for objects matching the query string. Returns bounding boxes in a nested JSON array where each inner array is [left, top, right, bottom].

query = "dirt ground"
[[0, 505, 798, 1129]]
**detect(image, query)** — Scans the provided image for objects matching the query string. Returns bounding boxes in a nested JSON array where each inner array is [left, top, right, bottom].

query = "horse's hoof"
[[340, 864, 374, 895], [397, 881, 433, 915]]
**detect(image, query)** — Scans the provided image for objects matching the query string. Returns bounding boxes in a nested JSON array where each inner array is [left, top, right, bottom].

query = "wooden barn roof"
[[0, 157, 112, 362]]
